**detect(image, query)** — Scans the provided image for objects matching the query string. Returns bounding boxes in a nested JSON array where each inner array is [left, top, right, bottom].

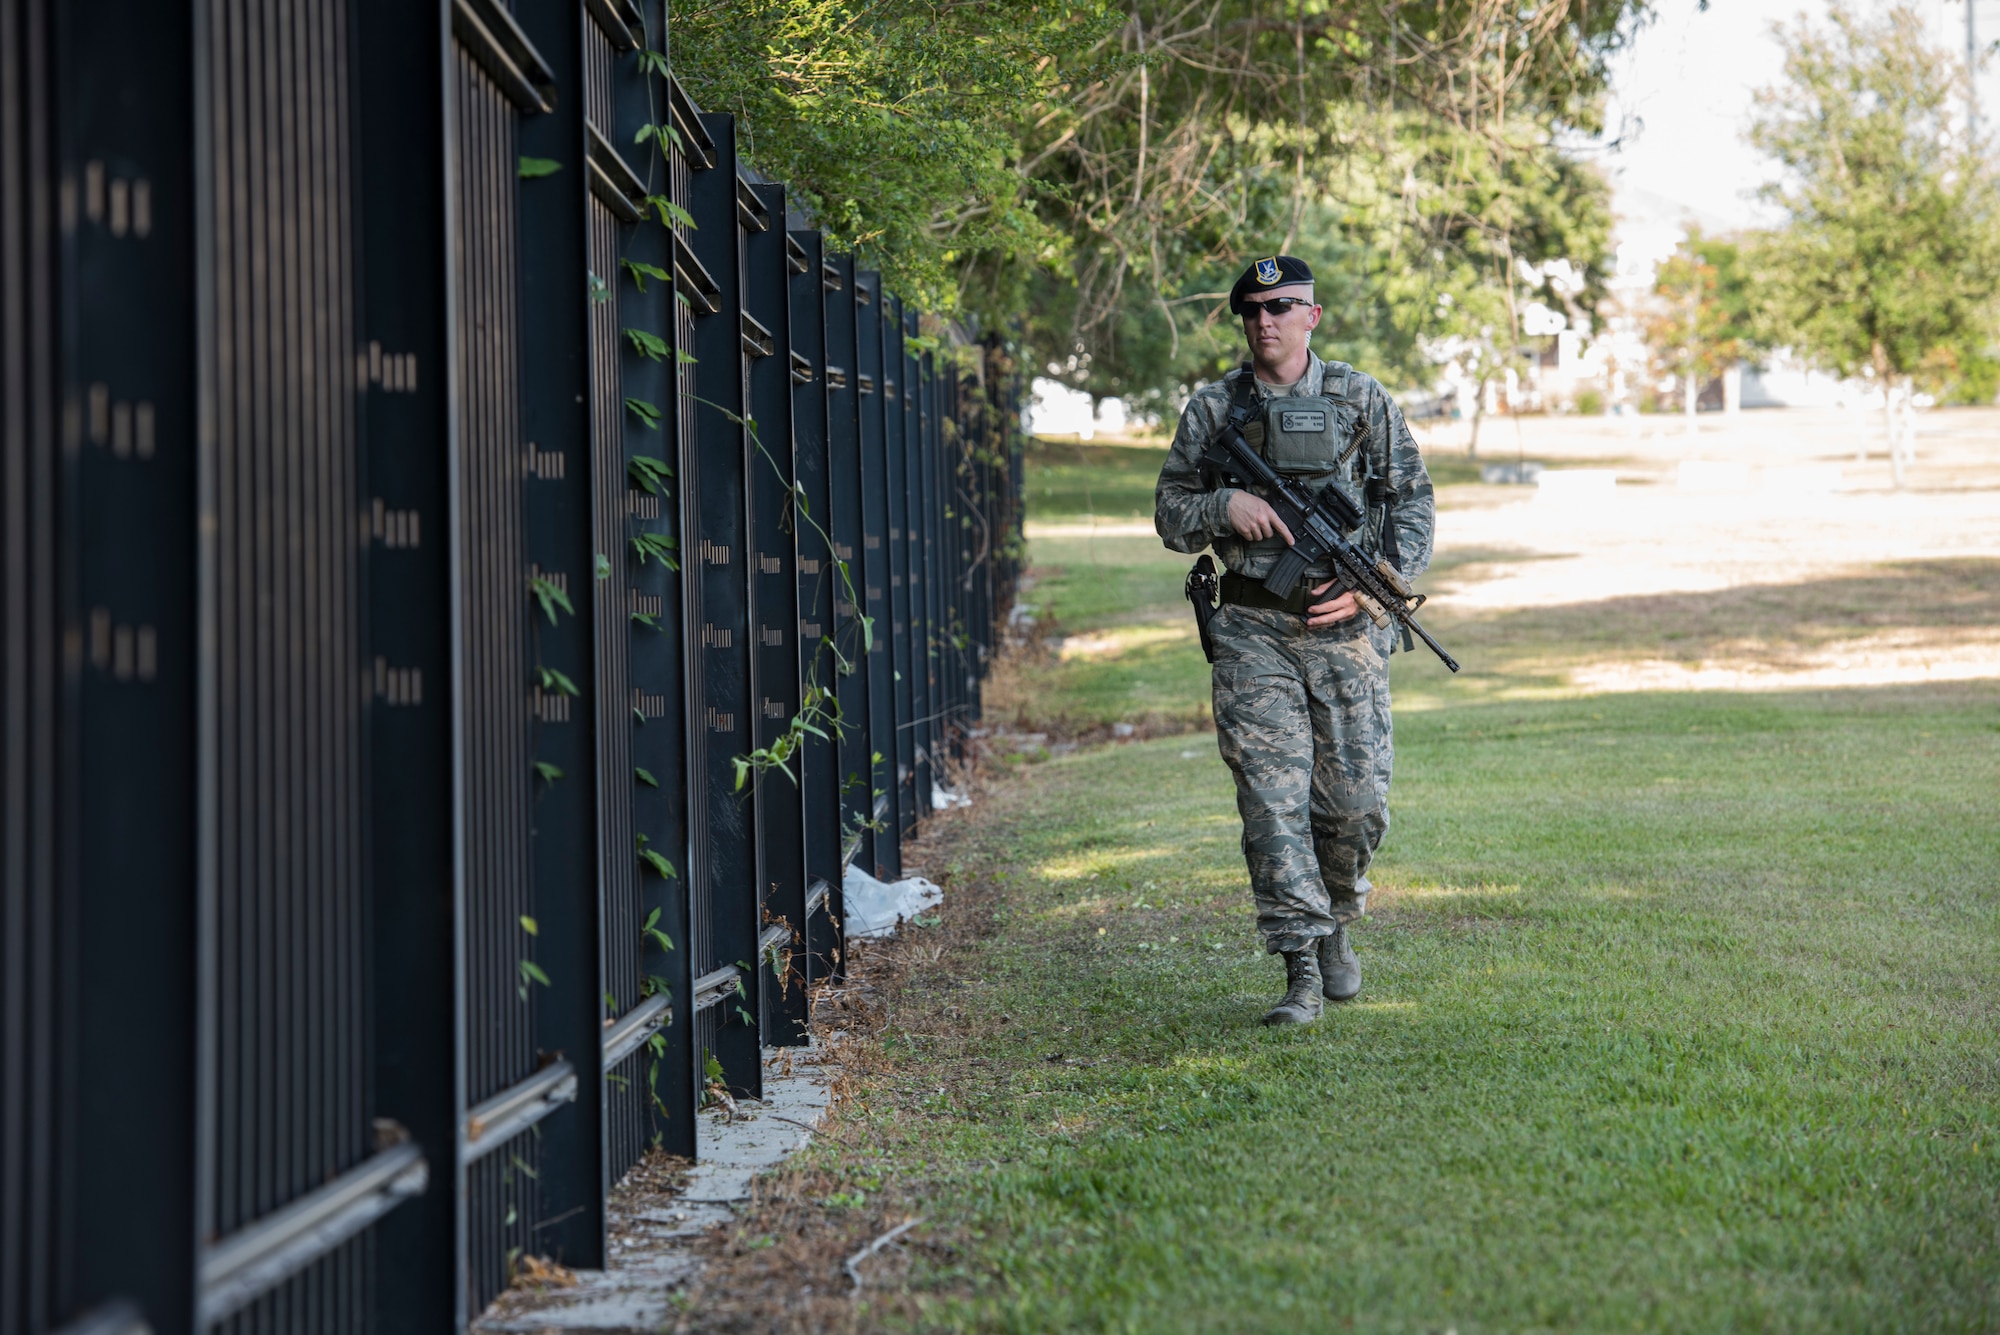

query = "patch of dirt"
[[664, 759, 1024, 1332]]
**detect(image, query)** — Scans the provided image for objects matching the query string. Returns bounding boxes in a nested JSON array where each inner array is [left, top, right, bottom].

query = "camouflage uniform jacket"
[[1154, 353, 1436, 586]]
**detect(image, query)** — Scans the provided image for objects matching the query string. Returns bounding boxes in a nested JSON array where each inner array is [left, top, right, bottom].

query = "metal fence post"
[[618, 1, 696, 1169], [683, 112, 761, 1099], [513, 0, 609, 1273], [784, 229, 845, 988], [854, 272, 897, 877], [904, 309, 935, 819], [822, 253, 870, 878], [353, 0, 461, 1324], [2, 0, 203, 1329], [882, 297, 915, 848], [741, 182, 810, 1047]]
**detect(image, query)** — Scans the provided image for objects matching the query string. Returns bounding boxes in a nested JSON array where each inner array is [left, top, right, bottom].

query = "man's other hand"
[[1226, 491, 1295, 544], [1306, 578, 1359, 627]]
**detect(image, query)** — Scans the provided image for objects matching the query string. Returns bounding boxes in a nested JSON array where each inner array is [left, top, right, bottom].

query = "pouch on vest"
[[1237, 394, 1365, 568]]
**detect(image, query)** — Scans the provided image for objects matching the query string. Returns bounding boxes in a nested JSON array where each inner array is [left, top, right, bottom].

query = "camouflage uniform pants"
[[1210, 603, 1393, 954]]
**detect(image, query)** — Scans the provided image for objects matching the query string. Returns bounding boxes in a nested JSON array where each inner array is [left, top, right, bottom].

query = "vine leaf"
[[626, 397, 662, 430], [533, 760, 563, 783], [628, 455, 673, 493], [518, 156, 562, 178], [642, 194, 697, 230], [625, 327, 670, 362], [519, 915, 540, 936], [621, 258, 670, 293], [631, 610, 660, 628], [635, 766, 659, 787], [517, 958, 551, 1000], [642, 906, 675, 954], [630, 532, 678, 570], [636, 50, 670, 80], [536, 664, 580, 698], [587, 270, 609, 305], [633, 120, 684, 154], [529, 574, 575, 623], [595, 553, 612, 581], [636, 833, 677, 880]]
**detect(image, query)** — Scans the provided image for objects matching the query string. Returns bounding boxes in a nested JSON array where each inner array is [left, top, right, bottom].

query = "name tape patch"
[[1279, 410, 1327, 433]]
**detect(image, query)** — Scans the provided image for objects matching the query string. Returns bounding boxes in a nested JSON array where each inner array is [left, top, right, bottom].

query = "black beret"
[[1228, 255, 1314, 314]]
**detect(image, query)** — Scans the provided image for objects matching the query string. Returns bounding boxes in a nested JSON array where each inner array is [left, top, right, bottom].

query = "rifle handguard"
[[1373, 558, 1414, 599]]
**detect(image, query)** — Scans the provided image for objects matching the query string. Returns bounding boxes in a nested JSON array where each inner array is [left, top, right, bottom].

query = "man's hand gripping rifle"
[[1199, 405, 1460, 673]]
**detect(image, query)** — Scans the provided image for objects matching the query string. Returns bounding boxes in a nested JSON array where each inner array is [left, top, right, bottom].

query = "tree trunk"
[[1468, 377, 1487, 459], [1684, 371, 1697, 435], [1873, 342, 1901, 488], [1897, 375, 1917, 483]]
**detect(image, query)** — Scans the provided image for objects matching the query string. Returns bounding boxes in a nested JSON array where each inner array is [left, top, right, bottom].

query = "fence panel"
[[0, 8, 1023, 1329]]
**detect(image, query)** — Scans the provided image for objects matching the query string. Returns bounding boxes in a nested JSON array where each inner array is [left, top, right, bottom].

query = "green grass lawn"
[[705, 444, 2000, 1333], [851, 686, 2000, 1333]]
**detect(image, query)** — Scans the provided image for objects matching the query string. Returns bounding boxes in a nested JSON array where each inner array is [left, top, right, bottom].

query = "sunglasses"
[[1238, 296, 1313, 318]]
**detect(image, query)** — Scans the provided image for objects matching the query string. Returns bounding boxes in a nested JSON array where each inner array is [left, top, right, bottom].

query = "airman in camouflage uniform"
[[1154, 254, 1435, 1025]]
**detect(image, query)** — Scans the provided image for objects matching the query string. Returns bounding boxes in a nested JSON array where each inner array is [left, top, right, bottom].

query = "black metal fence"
[[0, 2, 1023, 1330]]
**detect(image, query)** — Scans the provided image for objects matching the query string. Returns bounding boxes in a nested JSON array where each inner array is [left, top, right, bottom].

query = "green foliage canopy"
[[1748, 2, 2000, 400], [670, 0, 1642, 401], [668, 0, 1119, 312]]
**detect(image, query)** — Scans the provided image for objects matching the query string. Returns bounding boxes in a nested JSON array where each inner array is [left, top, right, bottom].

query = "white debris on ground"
[[932, 782, 972, 811], [842, 865, 944, 939], [473, 1047, 836, 1334]]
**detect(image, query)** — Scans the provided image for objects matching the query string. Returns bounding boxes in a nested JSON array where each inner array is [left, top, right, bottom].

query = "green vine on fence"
[[516, 914, 549, 1002]]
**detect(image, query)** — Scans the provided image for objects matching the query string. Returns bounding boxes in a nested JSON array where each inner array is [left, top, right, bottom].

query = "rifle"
[[1199, 407, 1460, 673]]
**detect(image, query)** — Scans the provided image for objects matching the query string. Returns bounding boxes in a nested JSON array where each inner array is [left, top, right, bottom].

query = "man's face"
[[1240, 283, 1321, 370]]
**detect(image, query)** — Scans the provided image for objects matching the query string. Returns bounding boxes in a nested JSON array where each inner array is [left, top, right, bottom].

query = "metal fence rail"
[[0, 1, 1023, 1331]]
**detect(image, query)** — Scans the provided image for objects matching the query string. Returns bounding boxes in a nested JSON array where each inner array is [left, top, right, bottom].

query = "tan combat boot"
[[1318, 922, 1361, 1002], [1261, 949, 1324, 1026]]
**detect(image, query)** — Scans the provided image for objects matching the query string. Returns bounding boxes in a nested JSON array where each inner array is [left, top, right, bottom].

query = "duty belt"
[[1219, 571, 1317, 616]]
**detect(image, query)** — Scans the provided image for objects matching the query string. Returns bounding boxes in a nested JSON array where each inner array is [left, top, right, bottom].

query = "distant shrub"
[[1575, 387, 1605, 415]]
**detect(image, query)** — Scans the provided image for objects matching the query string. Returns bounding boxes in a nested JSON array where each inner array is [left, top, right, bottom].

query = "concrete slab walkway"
[[474, 1046, 836, 1333]]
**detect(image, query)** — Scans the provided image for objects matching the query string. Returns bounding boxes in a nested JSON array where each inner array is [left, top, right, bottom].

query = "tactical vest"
[[1226, 362, 1397, 573]]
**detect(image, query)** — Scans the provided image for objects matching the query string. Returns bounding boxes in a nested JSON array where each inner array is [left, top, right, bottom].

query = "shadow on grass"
[[1004, 558, 2000, 731], [1419, 557, 2000, 696]]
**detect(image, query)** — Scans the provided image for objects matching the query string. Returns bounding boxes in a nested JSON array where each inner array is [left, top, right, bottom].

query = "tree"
[[1749, 2, 2000, 484], [1645, 229, 1757, 432], [1004, 0, 1640, 404]]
